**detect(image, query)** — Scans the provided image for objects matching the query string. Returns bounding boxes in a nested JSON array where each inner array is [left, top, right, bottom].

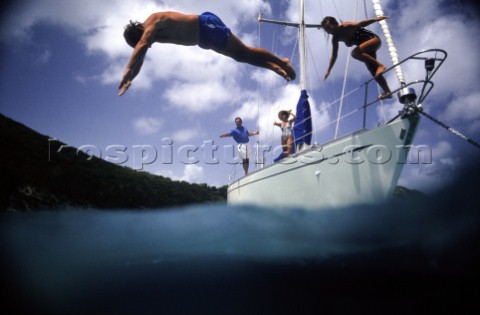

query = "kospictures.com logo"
[[48, 138, 432, 170]]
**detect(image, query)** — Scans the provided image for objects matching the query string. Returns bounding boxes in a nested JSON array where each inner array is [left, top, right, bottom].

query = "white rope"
[[371, 0, 406, 86]]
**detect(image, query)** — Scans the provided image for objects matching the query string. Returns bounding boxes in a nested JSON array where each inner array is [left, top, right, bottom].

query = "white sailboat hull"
[[227, 115, 420, 209]]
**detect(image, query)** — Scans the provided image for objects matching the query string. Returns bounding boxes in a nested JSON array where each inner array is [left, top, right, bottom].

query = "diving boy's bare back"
[[118, 11, 296, 96], [146, 12, 199, 45]]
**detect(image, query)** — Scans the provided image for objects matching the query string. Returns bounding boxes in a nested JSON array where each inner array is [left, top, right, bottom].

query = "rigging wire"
[[334, 0, 359, 139], [305, 16, 324, 155], [334, 46, 352, 139], [305, 32, 323, 90], [305, 29, 327, 145], [257, 8, 262, 140], [257, 15, 285, 156], [320, 34, 340, 131], [362, 0, 388, 124], [258, 15, 271, 143], [256, 8, 263, 170], [363, 0, 368, 17], [332, 0, 343, 22], [270, 28, 282, 145], [294, 101, 367, 148], [290, 35, 299, 75]]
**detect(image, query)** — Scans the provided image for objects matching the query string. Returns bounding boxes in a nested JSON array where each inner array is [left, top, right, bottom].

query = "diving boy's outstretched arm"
[[118, 24, 157, 96]]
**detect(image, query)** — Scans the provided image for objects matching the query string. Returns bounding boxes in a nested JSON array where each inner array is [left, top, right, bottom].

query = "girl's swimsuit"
[[198, 12, 231, 51], [280, 123, 292, 141], [346, 27, 378, 47]]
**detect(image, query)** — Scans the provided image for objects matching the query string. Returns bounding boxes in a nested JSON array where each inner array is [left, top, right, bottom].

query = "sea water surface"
[[1, 168, 479, 314]]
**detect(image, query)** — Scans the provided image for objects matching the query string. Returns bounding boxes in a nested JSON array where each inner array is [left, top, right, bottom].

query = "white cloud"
[[172, 128, 203, 143], [133, 117, 162, 135], [432, 141, 453, 159], [441, 92, 480, 132], [231, 99, 262, 124], [180, 164, 205, 184], [154, 164, 205, 184], [392, 0, 442, 31], [164, 80, 237, 112]]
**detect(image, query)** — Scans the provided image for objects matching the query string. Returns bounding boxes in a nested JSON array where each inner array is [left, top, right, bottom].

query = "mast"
[[258, 0, 318, 154], [298, 0, 307, 90], [258, 0, 320, 90]]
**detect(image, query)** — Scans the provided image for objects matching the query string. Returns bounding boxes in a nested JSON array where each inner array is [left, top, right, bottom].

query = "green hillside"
[[0, 114, 226, 211]]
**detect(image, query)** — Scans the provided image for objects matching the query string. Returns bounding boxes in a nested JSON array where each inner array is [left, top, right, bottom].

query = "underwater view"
[[2, 164, 479, 314]]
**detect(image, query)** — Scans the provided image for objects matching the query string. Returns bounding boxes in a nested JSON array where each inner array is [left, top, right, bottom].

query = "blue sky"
[[1, 0, 479, 193]]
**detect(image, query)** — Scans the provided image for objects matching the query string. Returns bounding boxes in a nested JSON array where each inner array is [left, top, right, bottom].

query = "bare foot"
[[268, 62, 290, 81], [282, 58, 296, 81], [375, 64, 386, 77], [378, 92, 393, 100]]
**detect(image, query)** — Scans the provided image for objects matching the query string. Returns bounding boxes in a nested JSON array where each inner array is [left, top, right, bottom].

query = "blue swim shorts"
[[198, 12, 231, 51]]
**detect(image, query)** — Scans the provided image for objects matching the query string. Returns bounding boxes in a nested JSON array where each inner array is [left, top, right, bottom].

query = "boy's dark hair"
[[123, 20, 144, 48], [321, 16, 339, 28]]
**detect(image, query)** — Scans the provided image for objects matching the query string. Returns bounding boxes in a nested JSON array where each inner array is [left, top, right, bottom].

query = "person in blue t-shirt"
[[220, 117, 259, 176]]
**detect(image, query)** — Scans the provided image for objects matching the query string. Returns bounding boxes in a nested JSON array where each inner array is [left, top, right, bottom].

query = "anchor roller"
[[398, 87, 416, 104]]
